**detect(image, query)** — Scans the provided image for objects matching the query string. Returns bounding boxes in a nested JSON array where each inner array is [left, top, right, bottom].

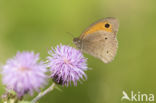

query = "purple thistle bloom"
[[2, 51, 47, 97], [47, 44, 88, 86]]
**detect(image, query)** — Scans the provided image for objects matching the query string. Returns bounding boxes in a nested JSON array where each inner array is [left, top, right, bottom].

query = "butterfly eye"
[[105, 23, 110, 28]]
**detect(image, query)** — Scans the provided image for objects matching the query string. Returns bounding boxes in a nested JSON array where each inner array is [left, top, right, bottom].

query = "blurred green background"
[[0, 0, 156, 103]]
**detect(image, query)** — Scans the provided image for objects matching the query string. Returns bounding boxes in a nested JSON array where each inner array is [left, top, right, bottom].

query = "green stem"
[[31, 83, 55, 103]]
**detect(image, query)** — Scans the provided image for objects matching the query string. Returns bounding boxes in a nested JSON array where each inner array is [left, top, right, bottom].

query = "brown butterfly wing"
[[81, 30, 118, 63]]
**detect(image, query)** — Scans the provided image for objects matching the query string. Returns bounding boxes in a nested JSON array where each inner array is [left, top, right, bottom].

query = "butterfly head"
[[73, 37, 82, 49]]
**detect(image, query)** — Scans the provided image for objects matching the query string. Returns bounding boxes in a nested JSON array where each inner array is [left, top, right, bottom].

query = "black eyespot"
[[105, 37, 108, 40], [105, 23, 110, 28]]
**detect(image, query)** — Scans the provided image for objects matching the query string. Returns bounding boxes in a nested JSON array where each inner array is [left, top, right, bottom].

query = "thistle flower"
[[47, 44, 88, 86], [2, 51, 47, 98]]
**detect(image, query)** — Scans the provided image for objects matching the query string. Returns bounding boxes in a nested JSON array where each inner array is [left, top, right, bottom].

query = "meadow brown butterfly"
[[73, 17, 119, 63]]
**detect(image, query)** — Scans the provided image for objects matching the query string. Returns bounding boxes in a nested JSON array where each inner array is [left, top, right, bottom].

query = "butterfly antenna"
[[66, 32, 75, 46], [66, 32, 75, 38]]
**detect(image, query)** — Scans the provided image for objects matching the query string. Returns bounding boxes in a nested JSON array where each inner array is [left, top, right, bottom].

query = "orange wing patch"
[[80, 22, 112, 39]]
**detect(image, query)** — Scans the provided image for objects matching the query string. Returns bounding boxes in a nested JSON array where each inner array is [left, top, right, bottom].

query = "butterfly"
[[73, 17, 119, 63]]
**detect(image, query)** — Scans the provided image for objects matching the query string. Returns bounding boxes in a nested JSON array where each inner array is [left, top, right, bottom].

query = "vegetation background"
[[0, 0, 156, 103]]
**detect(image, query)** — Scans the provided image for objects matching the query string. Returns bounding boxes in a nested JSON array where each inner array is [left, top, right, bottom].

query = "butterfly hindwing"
[[81, 31, 118, 63]]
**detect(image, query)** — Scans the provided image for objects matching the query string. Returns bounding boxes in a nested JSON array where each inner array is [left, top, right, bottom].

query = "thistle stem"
[[31, 83, 55, 103]]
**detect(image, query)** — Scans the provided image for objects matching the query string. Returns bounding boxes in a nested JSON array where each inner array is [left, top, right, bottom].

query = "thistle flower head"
[[2, 51, 47, 97], [47, 44, 88, 86]]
